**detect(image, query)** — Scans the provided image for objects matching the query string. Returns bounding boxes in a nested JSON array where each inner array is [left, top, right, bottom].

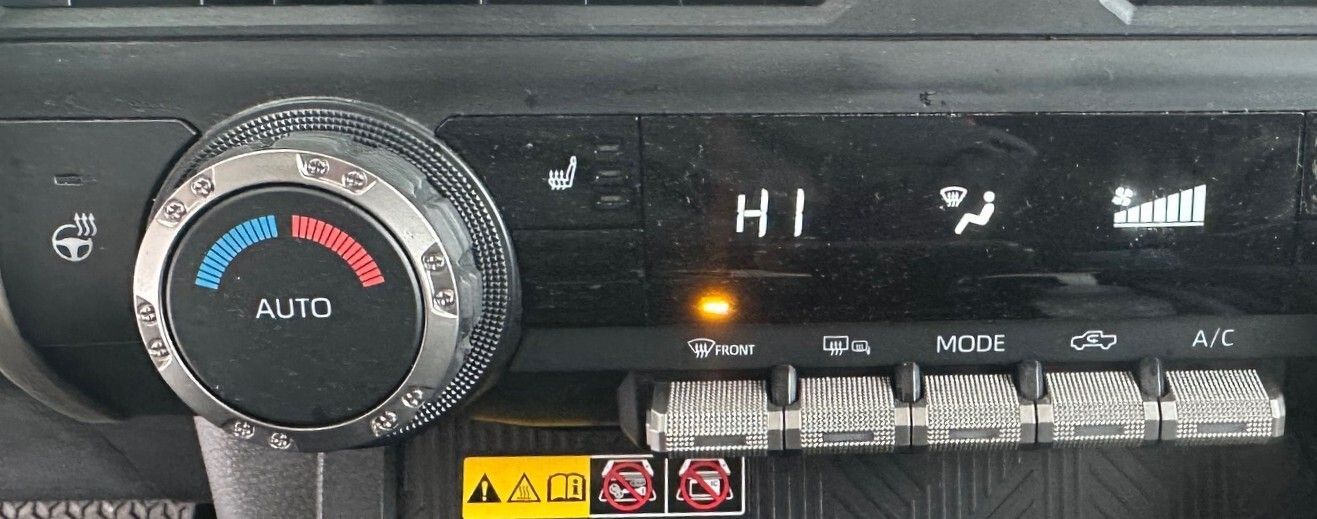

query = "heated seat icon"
[[50, 213, 98, 263]]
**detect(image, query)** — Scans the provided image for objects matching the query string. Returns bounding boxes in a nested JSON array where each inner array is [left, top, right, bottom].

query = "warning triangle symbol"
[[467, 474, 501, 503], [508, 473, 542, 503]]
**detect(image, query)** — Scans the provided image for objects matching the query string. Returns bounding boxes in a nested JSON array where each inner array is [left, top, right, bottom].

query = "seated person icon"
[[954, 191, 995, 235]]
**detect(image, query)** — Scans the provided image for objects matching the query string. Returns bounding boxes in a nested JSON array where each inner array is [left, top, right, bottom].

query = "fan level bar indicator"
[[1113, 184, 1206, 229]]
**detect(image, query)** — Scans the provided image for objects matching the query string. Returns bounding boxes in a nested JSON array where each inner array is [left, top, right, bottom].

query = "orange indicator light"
[[695, 293, 735, 321]]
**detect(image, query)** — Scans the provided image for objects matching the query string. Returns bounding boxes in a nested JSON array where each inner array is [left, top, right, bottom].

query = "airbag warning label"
[[463, 455, 745, 518]]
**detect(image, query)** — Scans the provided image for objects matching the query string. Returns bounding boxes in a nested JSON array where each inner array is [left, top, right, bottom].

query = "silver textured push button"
[[646, 380, 781, 455], [1160, 369, 1284, 444], [794, 376, 901, 453], [914, 374, 1030, 449], [1042, 371, 1158, 446]]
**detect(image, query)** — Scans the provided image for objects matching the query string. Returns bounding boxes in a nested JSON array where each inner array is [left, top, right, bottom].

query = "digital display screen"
[[643, 114, 1301, 323]]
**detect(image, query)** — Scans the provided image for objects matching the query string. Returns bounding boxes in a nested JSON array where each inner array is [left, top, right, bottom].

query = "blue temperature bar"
[[195, 215, 278, 290]]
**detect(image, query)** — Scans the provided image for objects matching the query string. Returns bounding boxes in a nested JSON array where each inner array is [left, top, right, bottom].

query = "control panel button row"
[[643, 366, 1284, 456]]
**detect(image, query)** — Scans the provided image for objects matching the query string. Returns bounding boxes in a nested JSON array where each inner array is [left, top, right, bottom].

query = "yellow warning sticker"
[[465, 455, 747, 518], [464, 455, 591, 519]]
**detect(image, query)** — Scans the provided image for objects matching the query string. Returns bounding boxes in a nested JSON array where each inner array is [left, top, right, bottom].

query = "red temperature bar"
[[291, 214, 385, 288]]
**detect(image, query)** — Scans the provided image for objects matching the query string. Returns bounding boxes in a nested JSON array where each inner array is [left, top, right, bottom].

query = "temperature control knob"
[[133, 100, 519, 451]]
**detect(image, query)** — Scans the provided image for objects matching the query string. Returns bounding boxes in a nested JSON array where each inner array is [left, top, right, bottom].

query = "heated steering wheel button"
[[0, 120, 195, 347]]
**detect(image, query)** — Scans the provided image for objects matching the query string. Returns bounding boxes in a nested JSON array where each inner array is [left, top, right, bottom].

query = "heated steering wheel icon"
[[51, 213, 98, 263]]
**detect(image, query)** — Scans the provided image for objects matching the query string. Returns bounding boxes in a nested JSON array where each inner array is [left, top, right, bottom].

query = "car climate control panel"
[[0, 101, 1313, 453]]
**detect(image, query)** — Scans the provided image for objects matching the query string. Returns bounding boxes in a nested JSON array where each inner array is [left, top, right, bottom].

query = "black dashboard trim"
[[0, 274, 119, 422]]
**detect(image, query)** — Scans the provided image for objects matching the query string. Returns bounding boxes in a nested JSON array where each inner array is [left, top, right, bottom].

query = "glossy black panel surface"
[[644, 114, 1303, 323], [439, 116, 641, 230], [513, 229, 647, 325]]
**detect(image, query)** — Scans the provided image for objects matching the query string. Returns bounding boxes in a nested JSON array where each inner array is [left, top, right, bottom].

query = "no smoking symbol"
[[601, 460, 655, 513], [677, 459, 731, 511]]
